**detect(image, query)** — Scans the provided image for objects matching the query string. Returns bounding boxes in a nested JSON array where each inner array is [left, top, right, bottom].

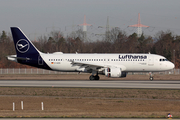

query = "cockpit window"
[[159, 59, 168, 61]]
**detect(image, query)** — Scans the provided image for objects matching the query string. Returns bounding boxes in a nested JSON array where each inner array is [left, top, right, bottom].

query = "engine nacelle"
[[105, 67, 127, 78]]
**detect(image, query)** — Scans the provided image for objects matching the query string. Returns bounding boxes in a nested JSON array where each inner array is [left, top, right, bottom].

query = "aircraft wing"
[[71, 60, 126, 71], [71, 61, 105, 70]]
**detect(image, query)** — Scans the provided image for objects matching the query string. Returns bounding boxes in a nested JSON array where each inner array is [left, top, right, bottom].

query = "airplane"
[[7, 27, 174, 81]]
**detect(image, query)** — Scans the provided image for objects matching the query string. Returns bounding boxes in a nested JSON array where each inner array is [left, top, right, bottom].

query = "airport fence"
[[0, 68, 178, 75], [0, 68, 79, 75]]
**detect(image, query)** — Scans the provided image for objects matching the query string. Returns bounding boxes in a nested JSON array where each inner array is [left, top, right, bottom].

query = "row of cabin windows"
[[48, 59, 106, 61], [49, 59, 63, 61], [49, 59, 145, 62]]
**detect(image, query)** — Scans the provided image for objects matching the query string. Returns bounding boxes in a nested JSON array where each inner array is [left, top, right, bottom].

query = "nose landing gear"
[[149, 72, 153, 81], [149, 76, 153, 81]]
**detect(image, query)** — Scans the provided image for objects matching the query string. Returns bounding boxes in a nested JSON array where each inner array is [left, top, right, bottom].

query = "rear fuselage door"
[[38, 55, 43, 65]]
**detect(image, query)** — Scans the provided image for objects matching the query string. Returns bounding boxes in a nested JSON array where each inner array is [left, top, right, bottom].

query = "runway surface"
[[0, 80, 180, 89]]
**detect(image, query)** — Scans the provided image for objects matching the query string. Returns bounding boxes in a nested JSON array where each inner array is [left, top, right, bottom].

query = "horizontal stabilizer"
[[7, 55, 30, 62]]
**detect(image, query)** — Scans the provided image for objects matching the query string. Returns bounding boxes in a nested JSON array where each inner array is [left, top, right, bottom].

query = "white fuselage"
[[8, 27, 175, 80], [41, 53, 174, 72]]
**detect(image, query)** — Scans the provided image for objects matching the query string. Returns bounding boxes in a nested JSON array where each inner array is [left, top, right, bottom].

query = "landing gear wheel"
[[95, 75, 100, 80], [89, 75, 100, 80], [89, 75, 95, 80], [149, 77, 153, 81]]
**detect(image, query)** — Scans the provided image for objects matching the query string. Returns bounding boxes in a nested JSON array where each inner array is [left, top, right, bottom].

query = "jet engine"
[[105, 67, 127, 78]]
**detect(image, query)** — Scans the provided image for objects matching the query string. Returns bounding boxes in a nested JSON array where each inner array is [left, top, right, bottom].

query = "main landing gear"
[[89, 71, 100, 80], [149, 72, 153, 81], [89, 70, 99, 80], [89, 75, 100, 80]]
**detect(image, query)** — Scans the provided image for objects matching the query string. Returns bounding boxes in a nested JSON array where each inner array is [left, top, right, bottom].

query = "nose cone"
[[169, 62, 175, 69]]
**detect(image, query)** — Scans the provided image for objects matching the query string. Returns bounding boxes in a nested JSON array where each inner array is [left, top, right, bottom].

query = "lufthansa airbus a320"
[[7, 27, 174, 80]]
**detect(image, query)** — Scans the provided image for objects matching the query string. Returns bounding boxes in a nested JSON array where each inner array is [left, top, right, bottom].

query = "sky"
[[0, 0, 180, 40]]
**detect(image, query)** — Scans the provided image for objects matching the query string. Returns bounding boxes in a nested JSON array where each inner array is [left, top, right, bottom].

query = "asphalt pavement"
[[0, 80, 179, 89]]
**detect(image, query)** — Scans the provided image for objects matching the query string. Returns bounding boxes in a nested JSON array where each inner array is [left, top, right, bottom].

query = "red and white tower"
[[79, 15, 92, 32], [129, 13, 149, 37], [79, 15, 92, 41]]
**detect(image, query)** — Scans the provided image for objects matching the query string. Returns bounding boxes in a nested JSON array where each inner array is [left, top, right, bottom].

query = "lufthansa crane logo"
[[16, 39, 30, 53]]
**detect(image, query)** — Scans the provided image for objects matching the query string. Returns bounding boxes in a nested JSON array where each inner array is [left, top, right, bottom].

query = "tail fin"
[[11, 27, 40, 57]]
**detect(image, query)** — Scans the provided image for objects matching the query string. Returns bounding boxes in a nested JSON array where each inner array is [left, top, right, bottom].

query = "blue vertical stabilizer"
[[11, 27, 40, 57], [10, 27, 51, 70]]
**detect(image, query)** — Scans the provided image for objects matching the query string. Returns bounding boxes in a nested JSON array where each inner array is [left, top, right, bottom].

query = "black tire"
[[95, 76, 100, 80], [89, 75, 95, 80], [149, 77, 153, 81]]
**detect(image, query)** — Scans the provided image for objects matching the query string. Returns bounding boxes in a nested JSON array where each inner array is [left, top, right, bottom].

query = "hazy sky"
[[0, 0, 180, 40]]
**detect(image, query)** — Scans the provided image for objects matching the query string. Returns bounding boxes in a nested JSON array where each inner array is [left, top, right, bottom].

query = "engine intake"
[[105, 67, 127, 78]]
